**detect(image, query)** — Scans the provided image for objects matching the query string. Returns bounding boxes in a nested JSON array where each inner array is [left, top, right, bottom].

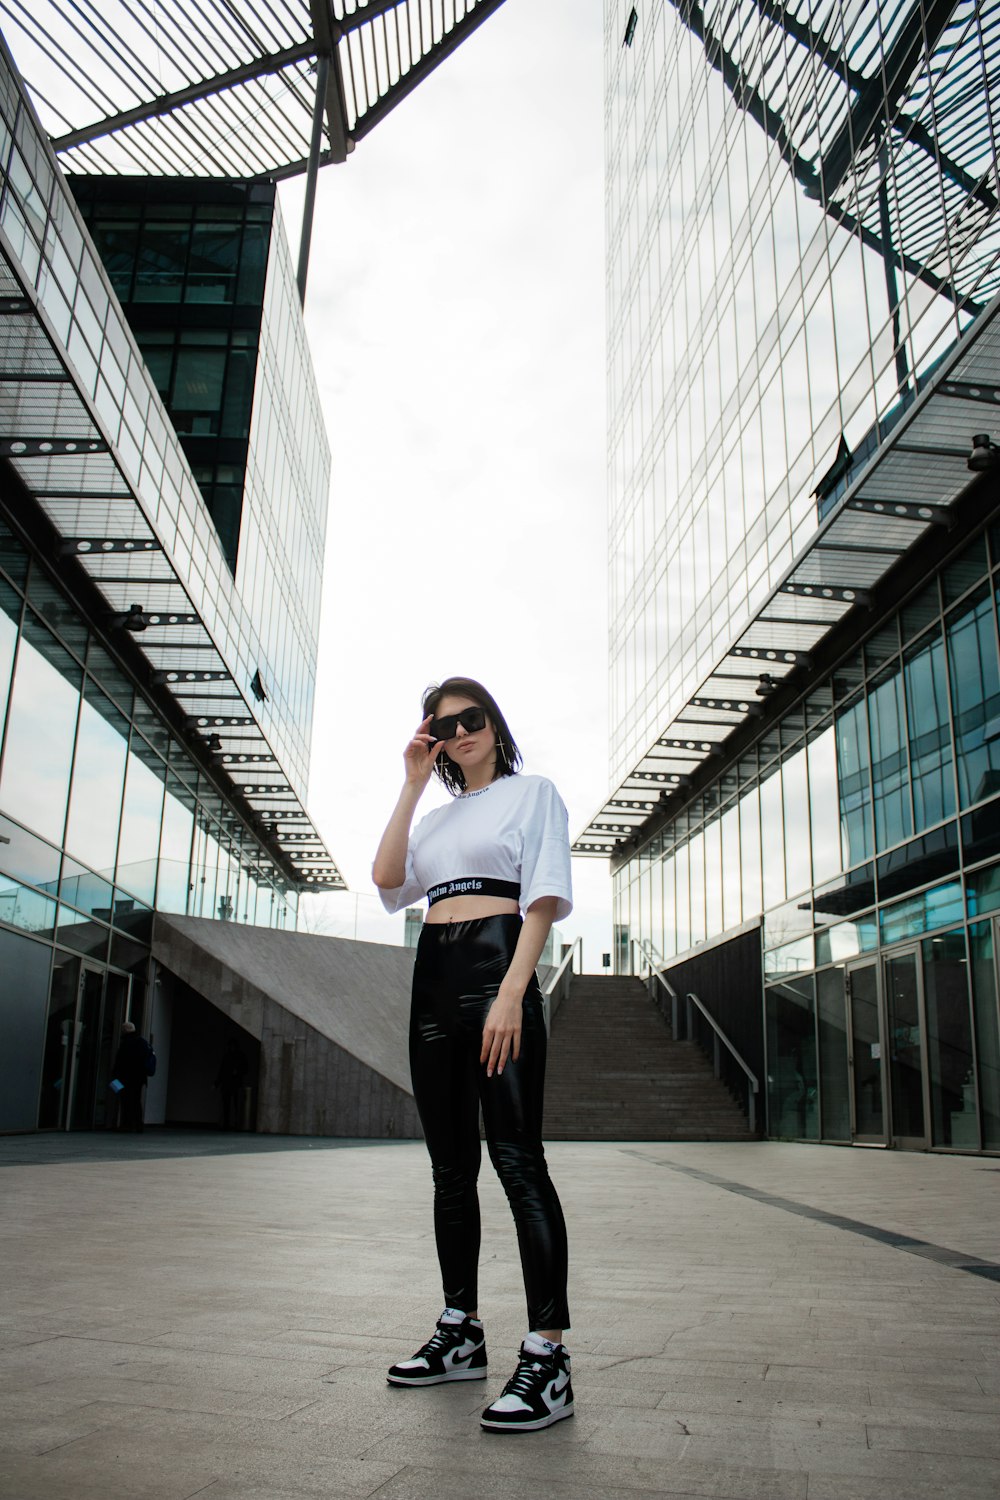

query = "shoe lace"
[[415, 1322, 461, 1359], [502, 1352, 547, 1399]]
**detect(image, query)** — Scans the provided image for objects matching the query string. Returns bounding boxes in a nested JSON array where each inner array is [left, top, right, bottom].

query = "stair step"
[[544, 976, 754, 1142]]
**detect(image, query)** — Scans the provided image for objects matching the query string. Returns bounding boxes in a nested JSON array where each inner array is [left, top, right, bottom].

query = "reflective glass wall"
[[0, 512, 298, 946], [605, 2, 1000, 789], [0, 44, 328, 801], [0, 506, 304, 1129], [72, 175, 273, 572], [614, 527, 1000, 1152]]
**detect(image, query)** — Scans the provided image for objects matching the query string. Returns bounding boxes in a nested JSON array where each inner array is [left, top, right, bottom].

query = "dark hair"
[[422, 676, 522, 796]]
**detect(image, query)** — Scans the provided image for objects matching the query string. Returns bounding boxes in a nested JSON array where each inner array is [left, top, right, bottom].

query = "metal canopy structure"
[[1, 1, 508, 180], [671, 1, 1000, 325], [574, 289, 1000, 857]]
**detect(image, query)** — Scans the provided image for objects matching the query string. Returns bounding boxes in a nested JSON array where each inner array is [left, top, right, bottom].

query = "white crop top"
[[377, 773, 573, 923]]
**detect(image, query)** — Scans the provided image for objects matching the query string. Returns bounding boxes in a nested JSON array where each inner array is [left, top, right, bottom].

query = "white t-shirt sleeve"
[[375, 843, 425, 914], [519, 779, 573, 922]]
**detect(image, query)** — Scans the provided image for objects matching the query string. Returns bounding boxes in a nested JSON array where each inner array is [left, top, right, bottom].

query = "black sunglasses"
[[429, 706, 487, 742]]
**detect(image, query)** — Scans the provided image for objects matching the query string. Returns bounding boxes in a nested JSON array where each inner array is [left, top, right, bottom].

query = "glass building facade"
[[0, 35, 340, 1133], [600, 2, 1000, 1151], [71, 175, 275, 572]]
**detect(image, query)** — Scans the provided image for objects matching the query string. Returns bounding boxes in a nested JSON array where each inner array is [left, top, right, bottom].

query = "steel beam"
[[50, 42, 316, 151]]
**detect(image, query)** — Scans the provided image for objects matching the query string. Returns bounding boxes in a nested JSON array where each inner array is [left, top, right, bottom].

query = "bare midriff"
[[423, 895, 521, 925]]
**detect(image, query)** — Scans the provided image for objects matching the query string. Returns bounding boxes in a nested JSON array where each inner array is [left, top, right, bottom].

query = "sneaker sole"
[[387, 1367, 488, 1386], [480, 1402, 574, 1431]]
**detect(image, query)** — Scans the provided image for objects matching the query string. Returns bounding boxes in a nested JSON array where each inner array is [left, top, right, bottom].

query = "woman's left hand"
[[481, 985, 524, 1077]]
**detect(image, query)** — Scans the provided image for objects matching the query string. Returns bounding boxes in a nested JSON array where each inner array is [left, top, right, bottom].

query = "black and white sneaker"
[[480, 1340, 574, 1432], [386, 1309, 487, 1386]]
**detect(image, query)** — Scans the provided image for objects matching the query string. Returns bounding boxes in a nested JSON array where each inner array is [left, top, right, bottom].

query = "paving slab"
[[0, 1133, 998, 1499]]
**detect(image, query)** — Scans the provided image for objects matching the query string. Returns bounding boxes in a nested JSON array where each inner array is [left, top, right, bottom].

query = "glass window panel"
[[764, 933, 815, 979], [946, 587, 1000, 808], [0, 521, 29, 587], [115, 742, 165, 904], [739, 785, 762, 919], [662, 854, 676, 960], [814, 865, 876, 924], [868, 668, 912, 850], [903, 629, 955, 831], [25, 575, 87, 656], [879, 880, 964, 945], [133, 221, 189, 302], [721, 802, 741, 929], [157, 773, 195, 915], [922, 930, 977, 1149], [0, 614, 80, 844], [0, 812, 60, 891], [0, 577, 18, 740], [942, 536, 988, 606], [236, 222, 269, 303], [766, 977, 818, 1138], [782, 747, 810, 897], [84, 641, 134, 714], [674, 840, 690, 953], [864, 621, 899, 674], [649, 851, 664, 956], [688, 830, 706, 946], [64, 681, 128, 877], [59, 858, 114, 919], [816, 967, 851, 1140], [763, 894, 813, 950], [171, 348, 226, 434], [901, 581, 939, 644], [969, 920, 1000, 1150], [704, 817, 722, 938], [760, 767, 786, 909], [186, 221, 240, 303], [807, 725, 841, 884], [221, 347, 256, 439], [88, 219, 137, 300], [0, 873, 57, 935], [836, 696, 873, 865], [967, 861, 1000, 921], [56, 904, 110, 959], [815, 914, 878, 964], [191, 816, 221, 919]]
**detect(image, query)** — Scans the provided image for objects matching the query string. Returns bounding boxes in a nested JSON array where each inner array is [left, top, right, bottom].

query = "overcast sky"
[[281, 0, 614, 965]]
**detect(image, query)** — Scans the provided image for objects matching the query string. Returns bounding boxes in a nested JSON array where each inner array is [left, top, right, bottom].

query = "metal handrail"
[[631, 937, 760, 1133], [541, 935, 582, 1035]]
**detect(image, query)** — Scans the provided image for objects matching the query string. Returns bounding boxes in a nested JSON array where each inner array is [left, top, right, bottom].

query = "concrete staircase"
[[544, 975, 755, 1141]]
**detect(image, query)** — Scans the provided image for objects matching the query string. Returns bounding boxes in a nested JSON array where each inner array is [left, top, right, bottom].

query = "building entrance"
[[37, 955, 132, 1131], [846, 951, 931, 1149]]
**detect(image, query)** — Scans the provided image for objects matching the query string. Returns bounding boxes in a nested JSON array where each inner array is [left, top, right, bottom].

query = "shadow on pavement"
[[0, 1128, 413, 1167]]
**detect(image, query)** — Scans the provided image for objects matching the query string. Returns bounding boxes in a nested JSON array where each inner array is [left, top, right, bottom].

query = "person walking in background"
[[373, 676, 575, 1434], [112, 1020, 151, 1133]]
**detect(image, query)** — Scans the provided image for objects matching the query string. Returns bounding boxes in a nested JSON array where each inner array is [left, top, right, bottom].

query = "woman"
[[373, 676, 574, 1433]]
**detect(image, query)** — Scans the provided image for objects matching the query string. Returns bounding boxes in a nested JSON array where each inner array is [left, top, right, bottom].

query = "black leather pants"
[[409, 913, 570, 1332]]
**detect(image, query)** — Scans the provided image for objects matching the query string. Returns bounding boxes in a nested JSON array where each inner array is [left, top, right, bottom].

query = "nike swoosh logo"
[[546, 1374, 570, 1403], [445, 1340, 477, 1366]]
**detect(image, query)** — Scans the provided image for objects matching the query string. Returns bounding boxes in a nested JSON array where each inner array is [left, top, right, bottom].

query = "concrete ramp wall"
[[151, 915, 421, 1138]]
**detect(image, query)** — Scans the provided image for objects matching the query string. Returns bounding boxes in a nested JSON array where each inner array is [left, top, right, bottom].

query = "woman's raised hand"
[[403, 715, 444, 787]]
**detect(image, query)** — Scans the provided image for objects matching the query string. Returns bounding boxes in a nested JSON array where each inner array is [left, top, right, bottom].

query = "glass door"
[[37, 957, 131, 1130], [846, 959, 886, 1143], [883, 947, 931, 1149]]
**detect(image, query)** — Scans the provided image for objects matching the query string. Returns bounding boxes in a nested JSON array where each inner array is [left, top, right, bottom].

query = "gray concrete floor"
[[1, 1134, 998, 1500]]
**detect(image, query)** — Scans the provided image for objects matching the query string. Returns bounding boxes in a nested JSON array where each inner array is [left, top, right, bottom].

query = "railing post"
[[671, 990, 679, 1037], [713, 1032, 720, 1078], [748, 1089, 756, 1134], [685, 994, 693, 1040]]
